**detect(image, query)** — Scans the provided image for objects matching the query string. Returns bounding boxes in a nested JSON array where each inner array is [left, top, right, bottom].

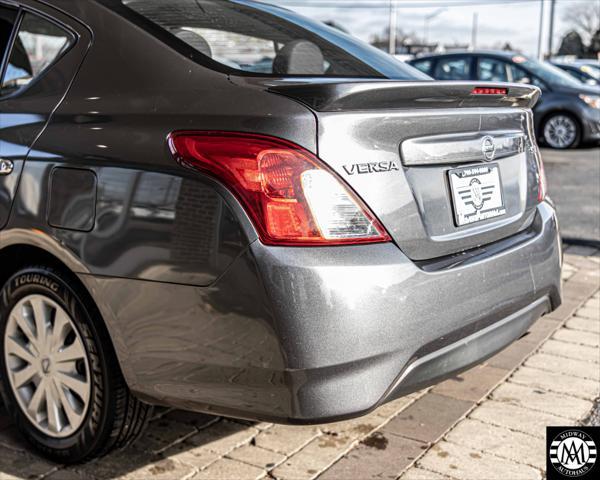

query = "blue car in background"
[[552, 60, 600, 86], [410, 51, 600, 149]]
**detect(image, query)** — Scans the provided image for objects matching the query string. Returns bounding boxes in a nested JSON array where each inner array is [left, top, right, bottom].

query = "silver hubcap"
[[544, 115, 577, 148], [4, 294, 91, 438]]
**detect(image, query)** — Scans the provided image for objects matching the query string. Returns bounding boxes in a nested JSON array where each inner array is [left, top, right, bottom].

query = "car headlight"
[[579, 94, 600, 109]]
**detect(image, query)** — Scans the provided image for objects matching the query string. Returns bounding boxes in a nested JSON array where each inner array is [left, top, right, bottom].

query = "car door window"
[[433, 57, 471, 80], [0, 6, 18, 67], [411, 59, 433, 76], [564, 68, 586, 83], [508, 63, 545, 88], [1, 12, 71, 96], [478, 57, 509, 82]]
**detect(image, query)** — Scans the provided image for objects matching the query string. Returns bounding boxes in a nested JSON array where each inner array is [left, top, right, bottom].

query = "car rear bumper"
[[385, 295, 550, 399], [81, 201, 561, 424], [581, 106, 600, 142], [582, 121, 600, 142]]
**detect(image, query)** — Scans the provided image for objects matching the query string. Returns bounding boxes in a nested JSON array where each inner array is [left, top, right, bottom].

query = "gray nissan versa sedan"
[[0, 0, 561, 463]]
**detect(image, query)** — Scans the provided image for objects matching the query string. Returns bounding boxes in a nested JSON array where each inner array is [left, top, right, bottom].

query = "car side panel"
[[0, 0, 91, 229], [7, 159, 253, 285]]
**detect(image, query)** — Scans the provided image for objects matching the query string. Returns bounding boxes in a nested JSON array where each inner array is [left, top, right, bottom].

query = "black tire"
[[0, 266, 152, 463], [541, 112, 581, 149]]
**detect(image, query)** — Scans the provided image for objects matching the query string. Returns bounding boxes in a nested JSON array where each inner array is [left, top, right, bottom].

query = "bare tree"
[[563, 2, 600, 43], [370, 26, 415, 52]]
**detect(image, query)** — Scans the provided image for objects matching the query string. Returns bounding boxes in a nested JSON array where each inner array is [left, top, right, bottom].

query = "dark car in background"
[[552, 60, 600, 86], [410, 51, 600, 149], [0, 0, 561, 464]]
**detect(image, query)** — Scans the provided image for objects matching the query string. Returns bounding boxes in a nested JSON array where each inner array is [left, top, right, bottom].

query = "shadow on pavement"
[[0, 399, 257, 479]]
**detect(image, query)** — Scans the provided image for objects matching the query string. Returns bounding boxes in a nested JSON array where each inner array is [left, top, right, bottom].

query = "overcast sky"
[[277, 0, 597, 57]]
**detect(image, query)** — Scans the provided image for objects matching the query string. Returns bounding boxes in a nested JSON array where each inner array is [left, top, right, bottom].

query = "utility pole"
[[389, 0, 397, 55], [537, 0, 545, 60], [547, 0, 556, 58], [471, 12, 478, 50]]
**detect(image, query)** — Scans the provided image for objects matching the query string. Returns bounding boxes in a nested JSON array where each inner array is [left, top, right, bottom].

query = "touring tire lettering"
[[14, 274, 59, 292]]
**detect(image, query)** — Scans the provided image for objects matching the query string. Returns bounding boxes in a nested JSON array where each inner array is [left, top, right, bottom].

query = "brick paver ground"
[[0, 245, 598, 480]]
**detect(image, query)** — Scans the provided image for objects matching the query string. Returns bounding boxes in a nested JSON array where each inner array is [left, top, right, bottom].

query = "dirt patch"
[[360, 432, 388, 450], [148, 459, 177, 475], [319, 434, 350, 448]]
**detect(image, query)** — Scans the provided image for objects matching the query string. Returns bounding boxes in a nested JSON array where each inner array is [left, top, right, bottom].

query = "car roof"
[[553, 60, 599, 70], [551, 61, 577, 68], [573, 59, 600, 67], [410, 50, 521, 62]]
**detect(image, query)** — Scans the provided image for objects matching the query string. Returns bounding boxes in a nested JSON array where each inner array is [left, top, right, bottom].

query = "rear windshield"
[[114, 0, 427, 80]]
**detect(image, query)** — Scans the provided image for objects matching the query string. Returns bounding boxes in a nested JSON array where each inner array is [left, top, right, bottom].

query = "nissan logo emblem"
[[482, 136, 496, 161]]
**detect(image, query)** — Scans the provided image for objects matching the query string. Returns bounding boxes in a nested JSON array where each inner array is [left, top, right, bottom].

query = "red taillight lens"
[[168, 132, 391, 246], [471, 87, 508, 95]]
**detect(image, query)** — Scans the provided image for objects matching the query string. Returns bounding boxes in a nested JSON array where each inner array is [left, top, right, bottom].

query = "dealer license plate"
[[448, 163, 506, 226]]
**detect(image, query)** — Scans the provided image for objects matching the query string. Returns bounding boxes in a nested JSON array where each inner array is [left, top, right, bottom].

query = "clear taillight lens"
[[524, 111, 547, 202], [530, 140, 547, 202], [537, 153, 547, 202], [301, 170, 383, 240], [168, 132, 390, 246]]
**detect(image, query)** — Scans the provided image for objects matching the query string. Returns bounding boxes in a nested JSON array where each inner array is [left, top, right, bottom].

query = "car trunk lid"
[[268, 80, 543, 260]]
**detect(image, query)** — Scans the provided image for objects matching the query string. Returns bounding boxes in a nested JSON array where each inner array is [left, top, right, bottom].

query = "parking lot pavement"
[[0, 244, 598, 480], [542, 147, 600, 243]]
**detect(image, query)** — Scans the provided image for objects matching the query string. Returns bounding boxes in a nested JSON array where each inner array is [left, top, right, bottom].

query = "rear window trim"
[[0, 1, 77, 101], [94, 0, 407, 79]]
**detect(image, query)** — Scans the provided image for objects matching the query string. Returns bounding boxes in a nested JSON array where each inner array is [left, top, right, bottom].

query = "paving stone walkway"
[[0, 245, 598, 480]]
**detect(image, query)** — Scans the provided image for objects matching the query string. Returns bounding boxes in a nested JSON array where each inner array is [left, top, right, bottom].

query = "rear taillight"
[[471, 87, 508, 95], [536, 153, 547, 202], [168, 132, 391, 246], [528, 136, 547, 202]]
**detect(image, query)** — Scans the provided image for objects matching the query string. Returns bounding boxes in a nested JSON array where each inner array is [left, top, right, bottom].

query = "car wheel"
[[0, 266, 152, 463], [542, 113, 581, 149]]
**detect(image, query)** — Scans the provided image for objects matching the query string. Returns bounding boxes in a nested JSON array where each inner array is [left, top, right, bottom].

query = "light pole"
[[471, 12, 478, 50], [424, 8, 446, 45], [547, 0, 556, 58], [389, 0, 397, 54], [537, 0, 545, 60]]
